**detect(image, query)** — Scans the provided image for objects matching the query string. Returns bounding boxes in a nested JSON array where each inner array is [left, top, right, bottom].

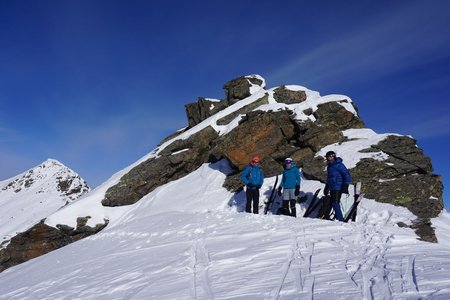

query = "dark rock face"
[[185, 97, 228, 128], [216, 94, 269, 126], [103, 126, 219, 206], [0, 219, 107, 272], [373, 136, 432, 173], [223, 76, 264, 105], [296, 102, 366, 152], [273, 86, 307, 104], [348, 136, 443, 242]]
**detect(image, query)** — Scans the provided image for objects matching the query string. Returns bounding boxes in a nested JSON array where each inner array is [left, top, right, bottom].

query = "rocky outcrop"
[[273, 86, 307, 104], [0, 218, 107, 272], [216, 94, 269, 126], [298, 102, 366, 152], [103, 126, 219, 206], [103, 74, 442, 243], [185, 97, 228, 128], [224, 75, 264, 105], [350, 136, 443, 242]]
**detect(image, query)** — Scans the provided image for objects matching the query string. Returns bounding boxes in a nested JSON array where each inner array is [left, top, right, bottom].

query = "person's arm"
[[339, 164, 351, 185], [241, 167, 250, 185], [339, 164, 351, 193], [296, 168, 301, 185]]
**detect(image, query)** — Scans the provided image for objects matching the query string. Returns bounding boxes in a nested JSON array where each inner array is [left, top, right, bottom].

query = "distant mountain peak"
[[1, 159, 89, 200]]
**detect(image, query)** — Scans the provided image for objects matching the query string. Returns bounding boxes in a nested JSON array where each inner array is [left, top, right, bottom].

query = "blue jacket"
[[241, 164, 264, 189], [326, 157, 351, 191], [279, 162, 301, 189]]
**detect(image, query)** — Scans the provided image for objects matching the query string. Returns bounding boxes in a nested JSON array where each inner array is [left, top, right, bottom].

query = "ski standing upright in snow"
[[344, 182, 363, 223], [264, 175, 279, 215]]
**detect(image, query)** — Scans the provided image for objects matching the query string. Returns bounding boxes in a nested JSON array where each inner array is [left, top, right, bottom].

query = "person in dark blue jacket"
[[324, 151, 351, 221], [277, 158, 301, 217], [241, 156, 264, 214]]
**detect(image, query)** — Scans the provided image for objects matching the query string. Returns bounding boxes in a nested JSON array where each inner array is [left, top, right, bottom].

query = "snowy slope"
[[0, 159, 89, 245], [0, 161, 449, 299], [1, 77, 449, 298]]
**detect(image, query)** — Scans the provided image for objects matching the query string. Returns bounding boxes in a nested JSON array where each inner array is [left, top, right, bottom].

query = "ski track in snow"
[[189, 220, 214, 300]]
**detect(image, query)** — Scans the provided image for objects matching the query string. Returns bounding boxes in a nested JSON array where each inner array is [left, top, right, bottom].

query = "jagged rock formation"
[[103, 74, 443, 242], [185, 97, 227, 128], [224, 75, 265, 104]]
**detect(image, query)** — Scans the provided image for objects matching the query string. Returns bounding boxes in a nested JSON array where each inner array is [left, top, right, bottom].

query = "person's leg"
[[289, 200, 296, 217], [330, 190, 343, 221], [253, 189, 259, 214], [280, 200, 289, 215], [245, 189, 252, 213]]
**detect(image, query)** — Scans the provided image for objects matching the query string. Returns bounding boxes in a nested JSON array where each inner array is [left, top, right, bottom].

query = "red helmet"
[[251, 156, 260, 164]]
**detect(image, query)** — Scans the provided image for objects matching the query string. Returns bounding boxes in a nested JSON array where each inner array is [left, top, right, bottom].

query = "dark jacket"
[[326, 157, 351, 191], [241, 164, 264, 190], [279, 162, 301, 189]]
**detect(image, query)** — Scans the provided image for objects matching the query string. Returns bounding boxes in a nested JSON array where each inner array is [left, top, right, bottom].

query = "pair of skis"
[[303, 182, 363, 222], [303, 189, 322, 218]]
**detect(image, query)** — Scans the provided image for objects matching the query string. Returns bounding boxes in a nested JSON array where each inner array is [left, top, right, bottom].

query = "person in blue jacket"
[[241, 155, 264, 214], [277, 158, 301, 217], [324, 151, 351, 221]]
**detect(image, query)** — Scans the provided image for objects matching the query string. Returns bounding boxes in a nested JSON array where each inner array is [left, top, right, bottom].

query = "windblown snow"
[[1, 77, 449, 299]]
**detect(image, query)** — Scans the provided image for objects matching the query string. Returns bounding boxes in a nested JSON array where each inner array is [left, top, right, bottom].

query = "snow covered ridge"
[[0, 159, 90, 245], [0, 74, 443, 274], [45, 74, 441, 235]]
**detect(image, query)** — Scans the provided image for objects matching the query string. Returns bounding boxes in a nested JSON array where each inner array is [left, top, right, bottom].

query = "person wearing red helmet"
[[240, 155, 265, 214]]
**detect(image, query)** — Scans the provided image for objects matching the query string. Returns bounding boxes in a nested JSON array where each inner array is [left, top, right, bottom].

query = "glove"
[[277, 186, 282, 196], [324, 184, 329, 196], [256, 185, 262, 190], [294, 185, 300, 196], [341, 184, 349, 194]]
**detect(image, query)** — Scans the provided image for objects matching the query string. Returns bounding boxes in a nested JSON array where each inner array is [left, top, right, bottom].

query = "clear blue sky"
[[1, 1, 449, 208]]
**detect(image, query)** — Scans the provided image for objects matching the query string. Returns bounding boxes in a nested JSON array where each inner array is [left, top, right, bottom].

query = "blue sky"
[[1, 0, 449, 208]]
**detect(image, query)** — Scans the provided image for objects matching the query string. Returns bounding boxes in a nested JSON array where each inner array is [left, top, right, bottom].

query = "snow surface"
[[0, 159, 89, 245], [2, 76, 449, 299], [316, 128, 399, 169], [1, 160, 450, 299]]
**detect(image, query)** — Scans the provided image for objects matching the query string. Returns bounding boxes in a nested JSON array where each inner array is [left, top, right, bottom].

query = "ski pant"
[[246, 188, 260, 214], [330, 190, 344, 221]]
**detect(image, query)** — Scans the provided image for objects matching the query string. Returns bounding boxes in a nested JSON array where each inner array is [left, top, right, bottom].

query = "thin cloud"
[[270, 1, 450, 87], [396, 116, 450, 140]]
